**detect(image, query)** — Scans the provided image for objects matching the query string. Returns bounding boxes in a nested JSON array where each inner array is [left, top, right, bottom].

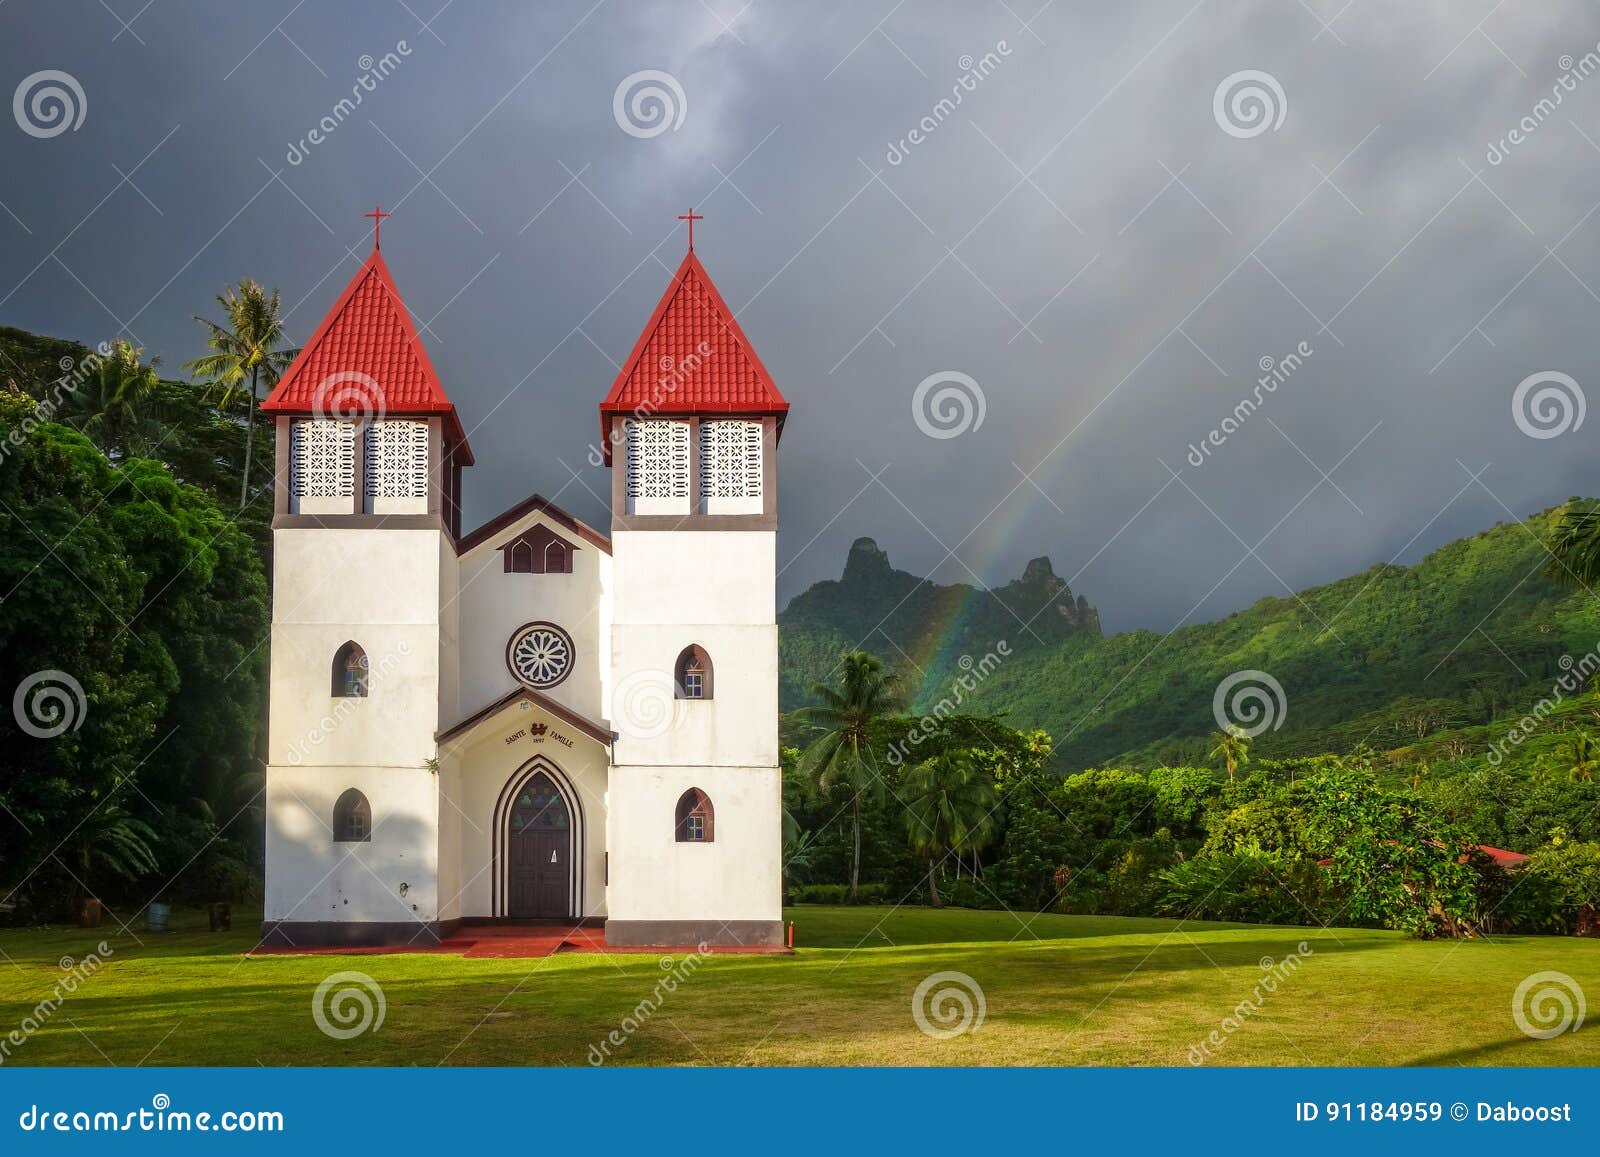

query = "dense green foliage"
[[0, 328, 271, 920], [786, 673, 1600, 937]]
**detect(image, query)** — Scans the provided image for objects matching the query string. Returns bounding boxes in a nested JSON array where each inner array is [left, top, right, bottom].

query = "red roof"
[[1477, 845, 1529, 868], [597, 248, 787, 460], [262, 247, 471, 462]]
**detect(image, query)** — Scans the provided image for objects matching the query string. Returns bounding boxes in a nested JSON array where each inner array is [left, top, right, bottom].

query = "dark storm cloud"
[[2, 0, 1597, 632]]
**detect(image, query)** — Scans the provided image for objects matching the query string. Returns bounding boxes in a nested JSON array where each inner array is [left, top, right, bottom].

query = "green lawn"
[[0, 906, 1595, 1066]]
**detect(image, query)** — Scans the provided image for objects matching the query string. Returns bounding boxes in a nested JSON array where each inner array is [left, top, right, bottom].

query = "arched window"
[[509, 541, 533, 573], [674, 644, 713, 700], [544, 540, 568, 572], [332, 641, 369, 697], [333, 789, 372, 843], [674, 788, 714, 843]]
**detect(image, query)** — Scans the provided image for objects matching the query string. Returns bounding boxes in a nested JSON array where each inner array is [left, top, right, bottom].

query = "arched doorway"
[[494, 760, 583, 919]]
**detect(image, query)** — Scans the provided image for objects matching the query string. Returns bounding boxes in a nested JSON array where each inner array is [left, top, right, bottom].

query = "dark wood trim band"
[[271, 514, 452, 533], [603, 919, 785, 948], [258, 918, 464, 948]]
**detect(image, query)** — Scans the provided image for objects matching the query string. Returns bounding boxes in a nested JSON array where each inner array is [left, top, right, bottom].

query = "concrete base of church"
[[604, 919, 785, 948], [258, 919, 463, 948]]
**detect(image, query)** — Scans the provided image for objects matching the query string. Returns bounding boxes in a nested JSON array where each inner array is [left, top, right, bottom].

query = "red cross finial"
[[678, 208, 703, 251], [364, 203, 392, 250]]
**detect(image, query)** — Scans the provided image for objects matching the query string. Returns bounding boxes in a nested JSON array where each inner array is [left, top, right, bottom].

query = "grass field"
[[0, 906, 1595, 1066]]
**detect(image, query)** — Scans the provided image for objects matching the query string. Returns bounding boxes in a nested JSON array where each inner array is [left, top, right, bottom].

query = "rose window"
[[506, 622, 574, 689]]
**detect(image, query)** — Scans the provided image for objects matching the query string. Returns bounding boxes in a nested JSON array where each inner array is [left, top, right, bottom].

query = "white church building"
[[258, 220, 787, 948]]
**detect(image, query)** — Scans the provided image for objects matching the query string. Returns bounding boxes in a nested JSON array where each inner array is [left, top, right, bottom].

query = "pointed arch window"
[[501, 524, 577, 574], [675, 644, 712, 700], [333, 789, 372, 843], [333, 641, 369, 697], [675, 789, 714, 843]]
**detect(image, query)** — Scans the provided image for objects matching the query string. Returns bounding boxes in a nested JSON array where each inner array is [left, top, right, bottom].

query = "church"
[[259, 212, 787, 949]]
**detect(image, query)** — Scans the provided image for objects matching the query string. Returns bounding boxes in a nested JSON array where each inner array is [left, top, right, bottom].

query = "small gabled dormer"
[[501, 523, 577, 574]]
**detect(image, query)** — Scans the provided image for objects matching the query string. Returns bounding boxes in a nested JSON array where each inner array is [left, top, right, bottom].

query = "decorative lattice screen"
[[624, 419, 690, 500], [699, 420, 762, 500], [365, 420, 429, 500], [290, 419, 355, 498]]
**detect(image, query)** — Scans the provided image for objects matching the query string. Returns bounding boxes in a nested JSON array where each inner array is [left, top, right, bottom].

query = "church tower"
[[599, 220, 789, 947], [257, 221, 473, 945]]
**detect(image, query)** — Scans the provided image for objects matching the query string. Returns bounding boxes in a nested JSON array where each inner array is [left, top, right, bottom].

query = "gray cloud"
[[2, 0, 1596, 632]]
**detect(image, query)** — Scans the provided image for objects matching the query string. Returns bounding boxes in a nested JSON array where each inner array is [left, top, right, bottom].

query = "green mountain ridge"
[[779, 509, 1600, 773]]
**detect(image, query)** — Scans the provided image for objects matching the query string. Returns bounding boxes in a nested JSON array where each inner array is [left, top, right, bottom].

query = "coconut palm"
[[901, 749, 998, 907], [64, 800, 159, 901], [77, 340, 164, 459], [1559, 732, 1598, 782], [1543, 500, 1600, 591], [1209, 726, 1251, 782], [795, 651, 904, 902], [183, 280, 298, 511]]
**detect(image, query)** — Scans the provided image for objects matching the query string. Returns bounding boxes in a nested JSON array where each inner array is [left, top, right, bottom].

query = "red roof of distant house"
[[262, 247, 472, 462], [597, 247, 787, 461], [1315, 844, 1529, 869], [1477, 845, 1529, 868]]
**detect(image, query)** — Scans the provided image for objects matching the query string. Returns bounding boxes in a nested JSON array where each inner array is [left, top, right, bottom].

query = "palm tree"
[[901, 749, 998, 907], [77, 340, 163, 459], [795, 652, 904, 902], [64, 800, 159, 902], [1559, 732, 1598, 782], [1209, 726, 1251, 781], [184, 280, 298, 511], [1544, 501, 1600, 591]]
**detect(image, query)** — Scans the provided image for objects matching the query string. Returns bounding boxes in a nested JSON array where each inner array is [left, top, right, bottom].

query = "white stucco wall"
[[609, 624, 777, 768], [608, 527, 781, 931], [263, 765, 440, 927], [611, 530, 774, 625], [264, 527, 450, 928], [440, 701, 611, 919], [605, 765, 781, 922], [267, 528, 447, 766], [454, 512, 611, 726]]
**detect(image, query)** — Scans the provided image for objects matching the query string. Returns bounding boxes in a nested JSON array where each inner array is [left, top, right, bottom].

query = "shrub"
[[788, 883, 889, 905], [1156, 851, 1332, 926], [1521, 841, 1600, 934]]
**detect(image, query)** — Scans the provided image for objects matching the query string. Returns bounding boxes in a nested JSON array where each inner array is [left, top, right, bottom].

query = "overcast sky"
[[2, 1, 1598, 632]]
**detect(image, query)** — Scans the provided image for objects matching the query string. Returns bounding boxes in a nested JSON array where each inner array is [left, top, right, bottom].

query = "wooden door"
[[507, 773, 572, 919]]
